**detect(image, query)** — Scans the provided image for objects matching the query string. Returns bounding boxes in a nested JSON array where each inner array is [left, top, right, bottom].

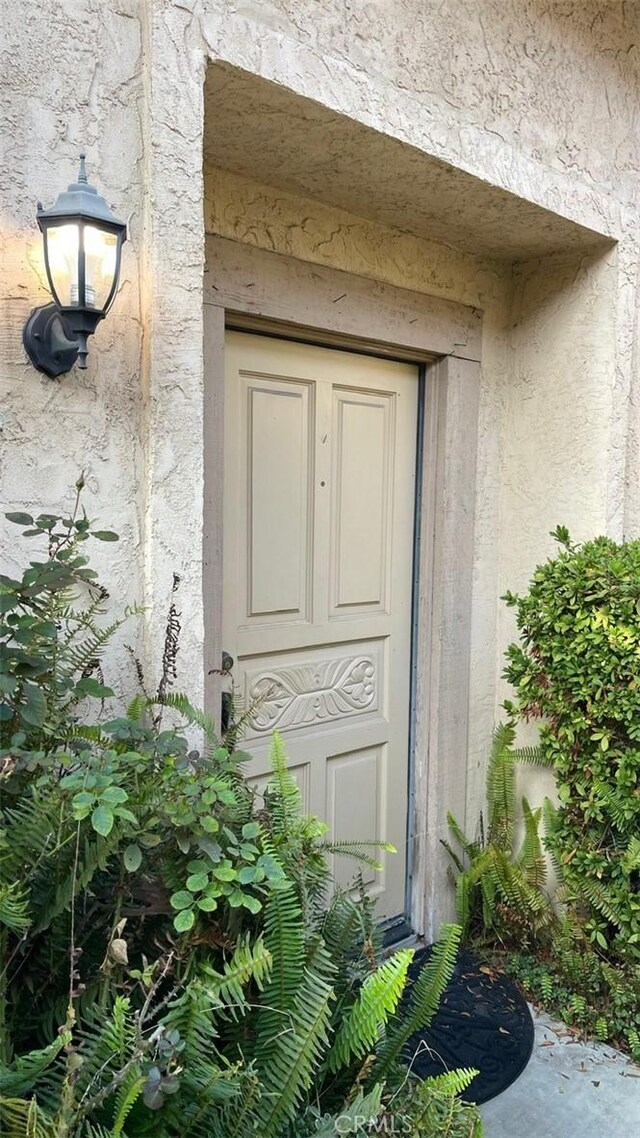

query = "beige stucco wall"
[[1, 0, 147, 676], [2, 0, 640, 845]]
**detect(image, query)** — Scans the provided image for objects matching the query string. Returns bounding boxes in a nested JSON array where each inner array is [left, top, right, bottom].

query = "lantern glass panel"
[[84, 225, 118, 311], [45, 223, 80, 307]]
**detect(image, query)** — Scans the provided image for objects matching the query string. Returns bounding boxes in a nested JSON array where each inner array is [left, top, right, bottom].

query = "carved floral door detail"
[[222, 333, 418, 919]]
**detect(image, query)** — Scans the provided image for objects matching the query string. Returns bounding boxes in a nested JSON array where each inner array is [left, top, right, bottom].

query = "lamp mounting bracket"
[[23, 303, 80, 378]]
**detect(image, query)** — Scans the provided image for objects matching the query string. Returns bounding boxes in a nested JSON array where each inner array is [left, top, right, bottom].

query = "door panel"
[[222, 332, 418, 919], [331, 387, 395, 614], [247, 378, 311, 618]]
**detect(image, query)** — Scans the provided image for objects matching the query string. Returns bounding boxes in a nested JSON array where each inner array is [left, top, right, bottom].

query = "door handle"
[[221, 650, 234, 735]]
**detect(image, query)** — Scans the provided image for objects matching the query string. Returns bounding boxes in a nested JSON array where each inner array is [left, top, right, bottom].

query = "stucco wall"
[[0, 0, 147, 685], [2, 0, 640, 836]]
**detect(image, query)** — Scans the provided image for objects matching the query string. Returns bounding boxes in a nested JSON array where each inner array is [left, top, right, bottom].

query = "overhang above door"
[[204, 63, 612, 262]]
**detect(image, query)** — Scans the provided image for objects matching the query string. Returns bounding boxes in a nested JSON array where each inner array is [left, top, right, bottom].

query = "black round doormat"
[[403, 947, 534, 1105]]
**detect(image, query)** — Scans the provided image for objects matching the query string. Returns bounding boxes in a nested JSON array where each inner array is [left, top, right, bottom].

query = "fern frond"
[[454, 869, 472, 935], [422, 1066, 479, 1096], [254, 887, 305, 1065], [440, 837, 466, 875], [58, 610, 141, 682], [110, 1070, 145, 1138], [511, 745, 550, 767], [313, 1085, 384, 1137], [35, 831, 121, 933], [490, 850, 551, 919], [0, 1034, 69, 1098], [73, 996, 137, 1103], [125, 693, 147, 723], [486, 723, 516, 849], [254, 964, 334, 1136], [446, 813, 482, 861], [517, 797, 547, 888], [622, 836, 640, 874], [322, 841, 385, 872], [200, 934, 272, 1018], [84, 1125, 113, 1138], [319, 892, 371, 1001], [0, 1096, 57, 1138], [0, 882, 31, 934], [264, 732, 302, 842], [579, 877, 626, 930], [328, 949, 413, 1071], [155, 692, 219, 745], [372, 923, 461, 1084], [479, 870, 497, 931], [59, 592, 108, 643], [216, 1069, 262, 1138], [542, 797, 563, 876]]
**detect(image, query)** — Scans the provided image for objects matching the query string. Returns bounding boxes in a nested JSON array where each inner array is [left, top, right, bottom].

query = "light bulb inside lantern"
[[45, 223, 80, 307], [84, 225, 117, 310]]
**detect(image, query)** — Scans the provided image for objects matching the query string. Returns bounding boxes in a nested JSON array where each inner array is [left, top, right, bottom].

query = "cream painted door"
[[222, 332, 417, 919]]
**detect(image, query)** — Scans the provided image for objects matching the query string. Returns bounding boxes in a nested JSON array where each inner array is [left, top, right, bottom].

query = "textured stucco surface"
[[0, 0, 147, 684], [2, 0, 640, 874]]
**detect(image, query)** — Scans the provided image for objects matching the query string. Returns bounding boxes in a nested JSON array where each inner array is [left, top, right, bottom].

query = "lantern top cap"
[[36, 154, 127, 235]]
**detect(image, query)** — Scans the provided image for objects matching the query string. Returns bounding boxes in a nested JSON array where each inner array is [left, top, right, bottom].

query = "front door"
[[222, 331, 418, 920]]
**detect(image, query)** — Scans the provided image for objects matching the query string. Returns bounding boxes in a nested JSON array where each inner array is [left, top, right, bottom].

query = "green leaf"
[[20, 682, 47, 726], [201, 816, 219, 833], [212, 865, 236, 882], [197, 837, 222, 862], [91, 803, 115, 836], [0, 673, 18, 695], [242, 822, 261, 839], [72, 791, 96, 810], [114, 807, 138, 824], [170, 890, 194, 911], [124, 844, 142, 872], [174, 909, 195, 933], [100, 786, 128, 805], [241, 894, 262, 914], [187, 859, 211, 874], [91, 530, 120, 542], [186, 873, 209, 893], [75, 677, 115, 700], [35, 514, 58, 530], [139, 832, 162, 848], [5, 512, 34, 526], [196, 896, 218, 912]]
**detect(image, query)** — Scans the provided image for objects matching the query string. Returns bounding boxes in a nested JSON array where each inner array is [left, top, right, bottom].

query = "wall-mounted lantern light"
[[23, 154, 127, 377]]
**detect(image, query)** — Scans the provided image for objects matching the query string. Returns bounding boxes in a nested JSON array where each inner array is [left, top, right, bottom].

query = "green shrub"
[[503, 527, 640, 964], [494, 527, 640, 1058], [0, 500, 483, 1137], [442, 528, 640, 1058]]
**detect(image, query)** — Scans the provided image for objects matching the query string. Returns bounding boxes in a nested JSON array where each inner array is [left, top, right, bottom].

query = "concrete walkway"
[[479, 1008, 640, 1138]]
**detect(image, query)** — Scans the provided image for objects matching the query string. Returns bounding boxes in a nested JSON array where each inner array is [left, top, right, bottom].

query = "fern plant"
[[442, 722, 555, 946]]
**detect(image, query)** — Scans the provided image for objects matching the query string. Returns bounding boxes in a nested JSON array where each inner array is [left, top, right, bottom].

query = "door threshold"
[[380, 915, 415, 948]]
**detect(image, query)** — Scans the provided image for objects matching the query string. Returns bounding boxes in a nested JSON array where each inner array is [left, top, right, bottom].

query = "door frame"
[[203, 235, 482, 940]]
